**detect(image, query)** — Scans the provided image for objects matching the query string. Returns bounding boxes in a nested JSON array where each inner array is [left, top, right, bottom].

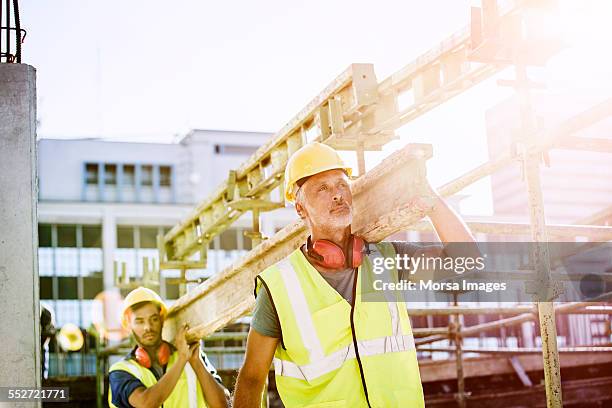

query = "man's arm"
[[128, 324, 196, 408], [402, 184, 480, 281], [232, 328, 279, 408], [189, 346, 230, 408], [411, 183, 475, 244]]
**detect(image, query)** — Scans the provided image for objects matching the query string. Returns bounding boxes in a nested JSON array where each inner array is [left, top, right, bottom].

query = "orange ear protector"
[[307, 235, 366, 270], [134, 342, 170, 368]]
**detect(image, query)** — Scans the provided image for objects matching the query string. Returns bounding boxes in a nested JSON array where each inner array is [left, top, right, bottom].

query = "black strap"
[[349, 267, 372, 408]]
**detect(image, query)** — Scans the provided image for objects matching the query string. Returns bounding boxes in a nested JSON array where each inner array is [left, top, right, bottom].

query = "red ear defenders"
[[307, 235, 366, 270], [135, 342, 170, 368]]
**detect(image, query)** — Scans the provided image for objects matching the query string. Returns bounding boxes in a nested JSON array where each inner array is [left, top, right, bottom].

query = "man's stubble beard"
[[133, 330, 162, 348]]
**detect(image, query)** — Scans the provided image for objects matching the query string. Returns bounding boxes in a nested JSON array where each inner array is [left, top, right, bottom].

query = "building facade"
[[37, 130, 298, 375]]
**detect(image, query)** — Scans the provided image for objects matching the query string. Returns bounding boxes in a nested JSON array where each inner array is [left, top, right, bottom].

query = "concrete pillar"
[[0, 64, 41, 402], [102, 209, 117, 289]]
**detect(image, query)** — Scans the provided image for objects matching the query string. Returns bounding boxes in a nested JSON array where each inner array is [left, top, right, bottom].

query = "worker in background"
[[108, 286, 229, 408], [40, 302, 55, 379], [233, 142, 477, 407]]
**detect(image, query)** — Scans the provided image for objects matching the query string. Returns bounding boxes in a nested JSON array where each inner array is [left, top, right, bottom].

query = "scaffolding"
[[105, 1, 612, 406]]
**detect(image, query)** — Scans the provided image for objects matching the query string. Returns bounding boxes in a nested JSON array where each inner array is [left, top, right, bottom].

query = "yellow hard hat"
[[284, 142, 352, 203], [121, 287, 167, 328], [57, 323, 84, 351]]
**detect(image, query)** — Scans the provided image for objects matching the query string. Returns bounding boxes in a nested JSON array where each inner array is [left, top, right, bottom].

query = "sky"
[[23, 0, 479, 140], [19, 0, 612, 216]]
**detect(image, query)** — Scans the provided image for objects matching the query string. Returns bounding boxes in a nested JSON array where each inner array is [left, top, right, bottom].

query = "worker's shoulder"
[[259, 247, 302, 277], [364, 240, 405, 255], [109, 357, 141, 377]]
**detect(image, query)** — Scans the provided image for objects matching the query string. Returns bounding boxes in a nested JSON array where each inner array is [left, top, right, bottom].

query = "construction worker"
[[40, 302, 55, 379], [233, 142, 477, 407], [108, 286, 229, 408]]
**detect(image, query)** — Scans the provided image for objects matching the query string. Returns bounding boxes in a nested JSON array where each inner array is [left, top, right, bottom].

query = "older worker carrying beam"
[[233, 142, 477, 407]]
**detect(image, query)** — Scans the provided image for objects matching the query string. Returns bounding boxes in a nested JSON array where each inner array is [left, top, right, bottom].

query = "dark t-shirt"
[[251, 241, 426, 339], [109, 345, 223, 408]]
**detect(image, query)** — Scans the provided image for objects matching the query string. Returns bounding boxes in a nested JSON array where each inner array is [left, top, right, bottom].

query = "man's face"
[[128, 302, 162, 348], [296, 169, 352, 231]]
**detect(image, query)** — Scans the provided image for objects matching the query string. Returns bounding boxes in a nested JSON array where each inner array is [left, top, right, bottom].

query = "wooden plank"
[[162, 143, 433, 342]]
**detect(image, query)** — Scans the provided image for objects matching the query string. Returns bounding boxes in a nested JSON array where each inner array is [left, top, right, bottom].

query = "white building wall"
[[38, 139, 185, 202], [181, 129, 270, 202]]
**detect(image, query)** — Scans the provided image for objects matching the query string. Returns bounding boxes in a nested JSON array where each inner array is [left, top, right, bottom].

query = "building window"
[[85, 163, 98, 185], [166, 283, 180, 300], [219, 229, 238, 250], [115, 225, 166, 280], [123, 164, 135, 186], [141, 165, 153, 186], [117, 226, 135, 248], [139, 227, 159, 249], [160, 166, 172, 187], [40, 276, 53, 299], [214, 144, 258, 156], [58, 277, 78, 300], [39, 224, 53, 247], [82, 226, 102, 248], [57, 225, 77, 247], [104, 164, 117, 185], [37, 223, 104, 379], [82, 276, 104, 299]]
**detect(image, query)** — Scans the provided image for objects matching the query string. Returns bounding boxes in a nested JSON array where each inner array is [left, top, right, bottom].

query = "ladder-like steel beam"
[[159, 0, 542, 268]]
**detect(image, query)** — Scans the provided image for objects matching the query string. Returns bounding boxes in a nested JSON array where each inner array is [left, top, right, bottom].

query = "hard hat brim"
[[285, 165, 352, 203]]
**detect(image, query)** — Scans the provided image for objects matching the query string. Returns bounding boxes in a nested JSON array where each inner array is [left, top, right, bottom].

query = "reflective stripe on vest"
[[108, 352, 204, 408], [277, 258, 325, 362], [273, 333, 415, 381], [119, 359, 142, 379], [184, 362, 198, 408]]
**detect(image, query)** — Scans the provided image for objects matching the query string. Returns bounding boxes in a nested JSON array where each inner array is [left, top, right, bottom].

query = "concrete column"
[[102, 209, 117, 289], [0, 64, 41, 401]]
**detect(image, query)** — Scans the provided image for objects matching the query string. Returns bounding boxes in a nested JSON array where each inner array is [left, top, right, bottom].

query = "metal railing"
[[0, 0, 25, 63]]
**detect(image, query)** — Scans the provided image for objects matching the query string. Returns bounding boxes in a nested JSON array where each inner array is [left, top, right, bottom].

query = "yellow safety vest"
[[108, 350, 208, 408], [256, 242, 424, 408]]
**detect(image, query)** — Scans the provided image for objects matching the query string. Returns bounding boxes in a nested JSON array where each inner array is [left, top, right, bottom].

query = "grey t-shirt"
[[251, 241, 424, 339]]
